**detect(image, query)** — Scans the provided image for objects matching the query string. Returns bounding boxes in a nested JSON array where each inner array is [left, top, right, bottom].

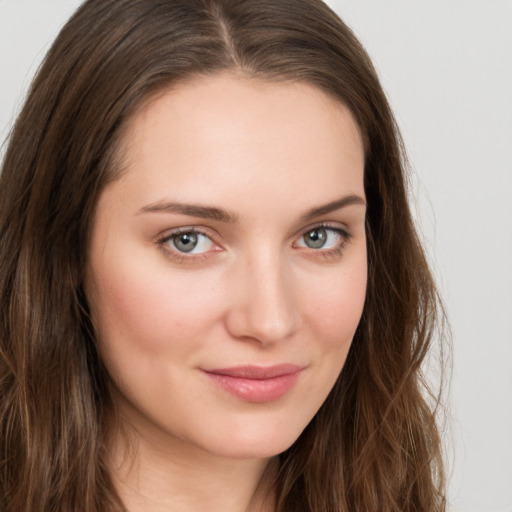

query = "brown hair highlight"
[[0, 1, 447, 510]]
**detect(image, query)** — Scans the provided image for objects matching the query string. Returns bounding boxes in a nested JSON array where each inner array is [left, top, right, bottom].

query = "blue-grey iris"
[[173, 232, 198, 252], [304, 228, 327, 249]]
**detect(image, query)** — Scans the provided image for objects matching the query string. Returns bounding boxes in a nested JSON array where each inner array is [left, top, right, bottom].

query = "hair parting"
[[0, 1, 447, 511]]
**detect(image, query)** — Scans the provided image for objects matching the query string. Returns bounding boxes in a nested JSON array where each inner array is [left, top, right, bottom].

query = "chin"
[[198, 416, 309, 461]]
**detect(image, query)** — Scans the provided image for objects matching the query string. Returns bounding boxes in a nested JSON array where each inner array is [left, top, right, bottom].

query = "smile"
[[202, 364, 304, 403]]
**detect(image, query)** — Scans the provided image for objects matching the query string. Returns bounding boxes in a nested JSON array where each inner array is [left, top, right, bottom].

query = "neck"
[[107, 420, 277, 512]]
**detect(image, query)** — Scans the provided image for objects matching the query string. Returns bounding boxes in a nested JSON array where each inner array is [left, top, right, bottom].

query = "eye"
[[164, 229, 216, 254], [297, 226, 346, 250]]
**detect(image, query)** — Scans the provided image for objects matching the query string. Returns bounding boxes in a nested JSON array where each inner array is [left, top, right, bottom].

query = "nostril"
[[224, 288, 299, 344], [224, 253, 300, 343]]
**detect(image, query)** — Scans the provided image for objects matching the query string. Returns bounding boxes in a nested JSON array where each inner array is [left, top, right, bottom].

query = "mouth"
[[202, 364, 304, 403]]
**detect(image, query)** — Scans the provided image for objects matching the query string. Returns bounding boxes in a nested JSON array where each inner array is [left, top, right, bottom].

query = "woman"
[[0, 0, 446, 511]]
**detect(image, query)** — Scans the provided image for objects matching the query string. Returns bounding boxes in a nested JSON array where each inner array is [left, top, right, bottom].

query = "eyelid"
[[155, 221, 353, 264], [292, 222, 353, 257], [156, 226, 223, 263], [294, 221, 352, 242], [156, 225, 220, 244]]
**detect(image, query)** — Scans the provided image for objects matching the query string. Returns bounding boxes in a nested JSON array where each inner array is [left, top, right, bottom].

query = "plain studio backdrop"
[[1, 1, 511, 511]]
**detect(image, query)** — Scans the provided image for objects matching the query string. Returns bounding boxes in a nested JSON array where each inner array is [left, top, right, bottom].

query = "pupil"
[[174, 232, 198, 252], [306, 228, 326, 249]]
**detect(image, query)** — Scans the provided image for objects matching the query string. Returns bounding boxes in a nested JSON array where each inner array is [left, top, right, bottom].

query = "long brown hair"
[[0, 0, 447, 510]]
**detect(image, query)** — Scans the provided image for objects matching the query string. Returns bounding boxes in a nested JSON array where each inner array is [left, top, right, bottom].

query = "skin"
[[86, 73, 367, 512]]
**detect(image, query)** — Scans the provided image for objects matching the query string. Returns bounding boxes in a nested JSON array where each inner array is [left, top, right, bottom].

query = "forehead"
[[112, 73, 365, 213]]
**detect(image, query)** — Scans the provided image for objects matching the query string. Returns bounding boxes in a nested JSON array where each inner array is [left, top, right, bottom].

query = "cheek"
[[88, 232, 367, 363], [87, 247, 227, 365], [303, 260, 367, 351], [286, 258, 367, 421]]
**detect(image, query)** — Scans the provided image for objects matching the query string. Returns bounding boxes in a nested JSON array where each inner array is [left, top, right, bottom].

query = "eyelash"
[[156, 223, 352, 264], [300, 223, 352, 261], [157, 227, 218, 264]]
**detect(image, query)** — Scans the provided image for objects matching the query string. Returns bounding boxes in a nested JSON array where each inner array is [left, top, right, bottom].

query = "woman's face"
[[86, 73, 367, 460]]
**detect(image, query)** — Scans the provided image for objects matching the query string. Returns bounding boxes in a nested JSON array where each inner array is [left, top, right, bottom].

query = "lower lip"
[[203, 371, 302, 403]]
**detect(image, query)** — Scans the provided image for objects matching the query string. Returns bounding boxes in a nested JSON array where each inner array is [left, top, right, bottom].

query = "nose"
[[224, 250, 300, 345]]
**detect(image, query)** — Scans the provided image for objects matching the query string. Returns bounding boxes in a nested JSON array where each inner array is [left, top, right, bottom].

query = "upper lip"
[[204, 364, 304, 380]]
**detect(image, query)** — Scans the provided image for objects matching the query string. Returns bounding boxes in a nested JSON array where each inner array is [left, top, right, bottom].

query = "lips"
[[202, 364, 304, 403]]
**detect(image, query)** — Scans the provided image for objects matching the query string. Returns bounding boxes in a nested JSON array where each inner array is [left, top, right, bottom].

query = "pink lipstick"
[[202, 364, 303, 403]]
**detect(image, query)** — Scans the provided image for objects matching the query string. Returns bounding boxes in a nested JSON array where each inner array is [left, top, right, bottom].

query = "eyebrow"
[[137, 201, 238, 223], [137, 194, 366, 223], [300, 194, 367, 222]]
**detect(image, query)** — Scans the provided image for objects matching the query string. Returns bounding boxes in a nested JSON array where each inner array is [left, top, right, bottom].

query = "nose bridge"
[[226, 243, 299, 344]]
